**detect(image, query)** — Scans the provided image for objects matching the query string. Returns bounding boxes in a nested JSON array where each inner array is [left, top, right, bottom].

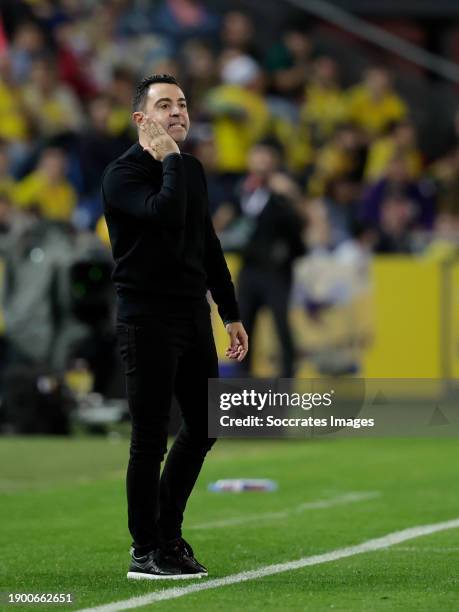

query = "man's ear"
[[132, 111, 145, 129]]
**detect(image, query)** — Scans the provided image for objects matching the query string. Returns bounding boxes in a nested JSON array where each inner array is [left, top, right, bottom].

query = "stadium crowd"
[[1, 0, 459, 403]]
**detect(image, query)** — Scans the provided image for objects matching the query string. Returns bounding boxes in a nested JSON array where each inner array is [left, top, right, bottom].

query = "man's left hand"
[[225, 321, 248, 362]]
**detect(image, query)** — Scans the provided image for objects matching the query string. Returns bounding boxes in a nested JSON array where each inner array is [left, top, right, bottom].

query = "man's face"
[[365, 68, 390, 97], [136, 83, 190, 143], [248, 145, 280, 177]]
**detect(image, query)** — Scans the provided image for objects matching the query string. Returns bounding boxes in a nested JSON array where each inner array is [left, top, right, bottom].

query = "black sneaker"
[[127, 547, 205, 580], [158, 537, 208, 577]]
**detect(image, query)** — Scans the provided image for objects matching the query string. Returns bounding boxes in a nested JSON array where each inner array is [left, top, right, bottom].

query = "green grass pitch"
[[1, 436, 458, 611]]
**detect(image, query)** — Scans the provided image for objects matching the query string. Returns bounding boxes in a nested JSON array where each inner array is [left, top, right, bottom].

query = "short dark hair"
[[254, 137, 284, 156], [132, 74, 181, 112]]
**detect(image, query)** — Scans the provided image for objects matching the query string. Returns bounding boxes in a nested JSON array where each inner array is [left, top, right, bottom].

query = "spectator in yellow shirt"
[[204, 54, 270, 175], [347, 66, 407, 138], [364, 119, 423, 182], [308, 123, 367, 196], [14, 147, 77, 222], [301, 56, 348, 147]]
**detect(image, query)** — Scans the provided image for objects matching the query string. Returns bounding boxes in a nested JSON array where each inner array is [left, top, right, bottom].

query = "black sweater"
[[101, 143, 240, 323], [241, 194, 305, 280]]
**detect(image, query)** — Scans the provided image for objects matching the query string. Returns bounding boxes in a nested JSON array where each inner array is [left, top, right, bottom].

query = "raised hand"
[[141, 117, 180, 161]]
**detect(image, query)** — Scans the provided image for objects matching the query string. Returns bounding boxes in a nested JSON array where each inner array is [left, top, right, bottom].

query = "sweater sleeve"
[[200, 164, 241, 325], [102, 153, 186, 229]]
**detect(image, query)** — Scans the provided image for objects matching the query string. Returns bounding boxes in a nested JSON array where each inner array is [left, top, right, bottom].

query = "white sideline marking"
[[188, 491, 381, 530], [79, 517, 459, 612]]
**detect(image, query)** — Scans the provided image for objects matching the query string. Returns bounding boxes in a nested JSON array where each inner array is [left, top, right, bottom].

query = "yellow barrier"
[[362, 257, 443, 378], [211, 254, 458, 379]]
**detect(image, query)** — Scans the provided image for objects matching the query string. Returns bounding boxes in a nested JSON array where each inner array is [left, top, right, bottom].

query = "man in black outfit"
[[236, 142, 305, 378], [102, 74, 248, 580]]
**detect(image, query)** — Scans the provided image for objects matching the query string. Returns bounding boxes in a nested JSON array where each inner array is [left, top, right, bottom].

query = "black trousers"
[[116, 299, 218, 555], [238, 266, 295, 378]]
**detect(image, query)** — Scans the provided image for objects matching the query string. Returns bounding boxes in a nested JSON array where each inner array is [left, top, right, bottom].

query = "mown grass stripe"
[[188, 491, 381, 529]]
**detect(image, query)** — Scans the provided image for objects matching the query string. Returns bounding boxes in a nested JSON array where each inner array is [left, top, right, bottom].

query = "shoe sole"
[[127, 571, 208, 581]]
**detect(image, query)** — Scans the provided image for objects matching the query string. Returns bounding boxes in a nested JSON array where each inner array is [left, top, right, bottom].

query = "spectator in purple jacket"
[[359, 154, 436, 230]]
